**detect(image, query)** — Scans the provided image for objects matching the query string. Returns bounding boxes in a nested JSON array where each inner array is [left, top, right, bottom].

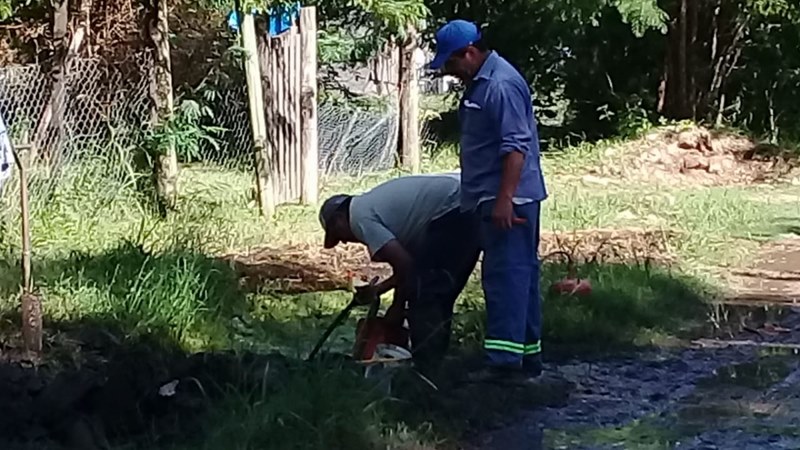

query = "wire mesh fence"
[[318, 101, 398, 177], [0, 54, 152, 225], [202, 90, 400, 179], [0, 51, 424, 234]]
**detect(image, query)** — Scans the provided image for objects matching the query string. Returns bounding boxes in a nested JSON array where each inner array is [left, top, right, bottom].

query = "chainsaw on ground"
[[307, 276, 409, 362]]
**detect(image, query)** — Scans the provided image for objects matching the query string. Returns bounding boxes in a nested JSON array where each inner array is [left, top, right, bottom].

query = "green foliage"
[[0, 2, 11, 20], [540, 262, 708, 346], [308, 0, 428, 65], [179, 364, 394, 450], [42, 242, 246, 348], [0, 0, 32, 20], [144, 99, 224, 163], [318, 89, 394, 113], [317, 28, 357, 64], [425, 0, 800, 142], [746, 0, 800, 19], [612, 0, 668, 36]]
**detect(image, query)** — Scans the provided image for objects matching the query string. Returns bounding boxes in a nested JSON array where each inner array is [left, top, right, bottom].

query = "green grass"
[[2, 128, 800, 448]]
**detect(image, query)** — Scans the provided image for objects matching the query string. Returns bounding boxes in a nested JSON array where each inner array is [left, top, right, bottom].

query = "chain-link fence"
[[202, 86, 399, 178], [0, 54, 151, 224], [0, 51, 424, 228]]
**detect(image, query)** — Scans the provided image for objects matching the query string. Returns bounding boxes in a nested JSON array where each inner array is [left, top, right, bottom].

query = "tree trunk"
[[688, 0, 699, 117], [149, 0, 178, 212], [661, 0, 749, 123], [33, 0, 94, 174], [677, 0, 689, 118], [70, 0, 92, 57], [32, 0, 69, 168]]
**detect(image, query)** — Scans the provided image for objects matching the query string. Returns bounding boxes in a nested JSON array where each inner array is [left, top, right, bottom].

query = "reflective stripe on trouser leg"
[[524, 342, 541, 355], [479, 201, 538, 368], [484, 339, 525, 354]]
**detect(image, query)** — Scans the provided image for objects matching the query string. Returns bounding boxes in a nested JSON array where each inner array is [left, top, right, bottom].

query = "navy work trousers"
[[405, 208, 481, 368], [477, 200, 542, 371]]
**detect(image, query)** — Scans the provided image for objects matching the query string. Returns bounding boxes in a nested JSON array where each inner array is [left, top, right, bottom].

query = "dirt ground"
[[469, 238, 800, 450], [725, 238, 800, 306]]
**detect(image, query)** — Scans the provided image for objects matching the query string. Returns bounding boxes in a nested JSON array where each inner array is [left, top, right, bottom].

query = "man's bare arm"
[[372, 240, 414, 313]]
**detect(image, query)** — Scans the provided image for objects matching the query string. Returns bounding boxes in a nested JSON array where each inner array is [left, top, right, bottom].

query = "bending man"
[[319, 173, 480, 370]]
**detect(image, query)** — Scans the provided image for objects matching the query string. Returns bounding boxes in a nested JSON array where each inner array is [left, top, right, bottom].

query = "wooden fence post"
[[300, 7, 319, 205], [242, 12, 274, 217], [398, 25, 420, 173], [150, 0, 179, 211]]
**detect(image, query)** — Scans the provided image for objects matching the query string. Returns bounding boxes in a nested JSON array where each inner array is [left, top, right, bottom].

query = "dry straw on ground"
[[223, 228, 676, 294]]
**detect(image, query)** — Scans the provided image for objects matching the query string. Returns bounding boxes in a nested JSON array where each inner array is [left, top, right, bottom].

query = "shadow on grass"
[[0, 245, 715, 450], [453, 261, 713, 358], [0, 244, 434, 449], [541, 262, 711, 349]]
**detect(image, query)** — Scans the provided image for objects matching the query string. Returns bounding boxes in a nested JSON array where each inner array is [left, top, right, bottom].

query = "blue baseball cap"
[[429, 20, 481, 70]]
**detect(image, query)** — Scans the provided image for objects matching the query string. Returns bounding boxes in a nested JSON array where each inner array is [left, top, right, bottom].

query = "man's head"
[[319, 194, 356, 249], [429, 19, 488, 82]]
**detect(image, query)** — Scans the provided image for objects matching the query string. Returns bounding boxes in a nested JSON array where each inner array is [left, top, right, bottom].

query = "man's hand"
[[353, 283, 380, 306], [492, 197, 526, 230]]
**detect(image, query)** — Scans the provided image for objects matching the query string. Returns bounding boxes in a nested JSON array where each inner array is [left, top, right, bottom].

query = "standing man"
[[319, 173, 480, 372], [429, 20, 548, 384]]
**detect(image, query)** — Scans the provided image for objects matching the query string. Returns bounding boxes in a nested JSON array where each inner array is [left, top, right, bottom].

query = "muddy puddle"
[[470, 302, 800, 450]]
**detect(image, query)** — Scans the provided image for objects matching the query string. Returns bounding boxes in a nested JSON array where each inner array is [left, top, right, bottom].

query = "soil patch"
[[724, 237, 800, 306], [588, 125, 799, 186]]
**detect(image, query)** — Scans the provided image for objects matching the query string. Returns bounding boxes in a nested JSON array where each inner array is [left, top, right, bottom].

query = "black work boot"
[[465, 365, 540, 386], [523, 354, 544, 378]]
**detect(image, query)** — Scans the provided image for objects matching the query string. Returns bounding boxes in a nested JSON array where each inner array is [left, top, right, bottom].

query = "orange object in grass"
[[551, 277, 593, 296], [545, 251, 593, 297]]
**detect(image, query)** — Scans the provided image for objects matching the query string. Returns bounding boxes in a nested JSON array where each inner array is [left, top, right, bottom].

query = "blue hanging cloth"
[[267, 2, 301, 36], [226, 7, 263, 33]]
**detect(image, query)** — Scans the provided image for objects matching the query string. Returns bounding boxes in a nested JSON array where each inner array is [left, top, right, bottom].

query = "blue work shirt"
[[458, 51, 547, 211]]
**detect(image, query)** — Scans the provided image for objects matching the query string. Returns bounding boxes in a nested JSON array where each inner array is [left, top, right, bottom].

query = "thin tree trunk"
[[149, 0, 178, 212], [688, 0, 700, 117], [710, 16, 747, 117], [678, 0, 689, 117], [767, 84, 777, 143], [33, 0, 69, 166], [70, 0, 92, 57]]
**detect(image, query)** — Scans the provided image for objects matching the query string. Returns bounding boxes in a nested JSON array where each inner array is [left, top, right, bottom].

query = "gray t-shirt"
[[350, 173, 461, 257]]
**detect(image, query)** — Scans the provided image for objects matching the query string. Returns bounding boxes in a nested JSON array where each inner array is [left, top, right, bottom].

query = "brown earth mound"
[[589, 125, 797, 186]]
